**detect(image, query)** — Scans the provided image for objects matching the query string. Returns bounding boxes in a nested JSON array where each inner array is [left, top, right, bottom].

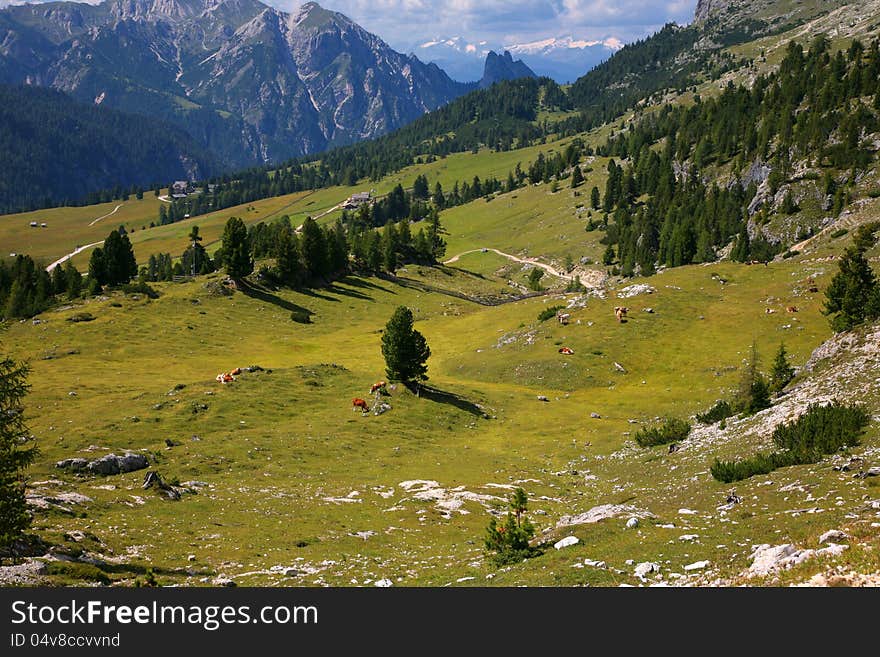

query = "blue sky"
[[273, 1, 700, 50]]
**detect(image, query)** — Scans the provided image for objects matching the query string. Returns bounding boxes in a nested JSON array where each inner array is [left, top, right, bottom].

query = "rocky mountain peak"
[[293, 1, 353, 31], [480, 49, 535, 88]]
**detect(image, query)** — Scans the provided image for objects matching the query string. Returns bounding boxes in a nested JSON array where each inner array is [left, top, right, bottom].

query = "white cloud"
[[0, 0, 699, 53], [272, 0, 699, 49]]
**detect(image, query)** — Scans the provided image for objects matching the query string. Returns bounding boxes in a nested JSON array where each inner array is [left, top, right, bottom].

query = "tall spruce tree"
[[221, 217, 253, 280], [824, 244, 880, 332], [0, 348, 38, 558], [381, 306, 431, 386]]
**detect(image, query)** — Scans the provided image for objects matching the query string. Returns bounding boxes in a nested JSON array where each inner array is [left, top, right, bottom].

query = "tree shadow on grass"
[[325, 282, 373, 301], [340, 276, 397, 295], [418, 385, 488, 418], [238, 280, 315, 319]]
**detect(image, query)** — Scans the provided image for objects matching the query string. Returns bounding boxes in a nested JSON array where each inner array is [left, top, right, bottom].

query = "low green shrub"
[[121, 281, 159, 298], [537, 305, 565, 322], [711, 402, 869, 482], [696, 400, 734, 425], [45, 561, 111, 585], [635, 417, 691, 447]]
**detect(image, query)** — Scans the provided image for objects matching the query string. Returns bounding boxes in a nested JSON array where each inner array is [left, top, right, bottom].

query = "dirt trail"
[[46, 241, 102, 272], [88, 203, 124, 227], [445, 247, 606, 288]]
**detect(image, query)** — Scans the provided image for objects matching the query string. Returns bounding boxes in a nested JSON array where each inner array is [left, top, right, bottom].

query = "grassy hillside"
[[5, 217, 880, 586], [3, 1, 880, 587]]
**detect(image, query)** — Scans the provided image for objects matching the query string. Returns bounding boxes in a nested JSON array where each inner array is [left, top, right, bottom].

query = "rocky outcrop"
[[56, 452, 149, 476], [479, 50, 535, 89], [557, 504, 655, 528]]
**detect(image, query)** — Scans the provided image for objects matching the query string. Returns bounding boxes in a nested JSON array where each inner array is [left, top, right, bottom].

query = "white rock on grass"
[[748, 543, 850, 577], [617, 284, 656, 299], [584, 559, 606, 569], [625, 517, 640, 529], [818, 529, 848, 544], [634, 562, 660, 578], [678, 508, 698, 515], [684, 560, 710, 571], [557, 504, 654, 528], [375, 578, 394, 588], [554, 536, 580, 550], [679, 534, 699, 542]]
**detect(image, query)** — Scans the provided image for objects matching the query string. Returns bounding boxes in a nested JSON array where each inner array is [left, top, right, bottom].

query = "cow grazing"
[[765, 308, 776, 314], [352, 398, 369, 412], [786, 306, 799, 313], [614, 306, 629, 323], [557, 312, 571, 325], [370, 381, 387, 394]]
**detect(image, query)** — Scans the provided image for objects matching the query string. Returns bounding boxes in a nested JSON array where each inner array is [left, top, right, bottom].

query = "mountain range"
[[0, 0, 535, 171], [414, 34, 621, 84]]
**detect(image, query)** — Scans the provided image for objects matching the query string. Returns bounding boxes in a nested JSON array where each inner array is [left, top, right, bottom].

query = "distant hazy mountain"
[[414, 34, 620, 83], [0, 0, 514, 167]]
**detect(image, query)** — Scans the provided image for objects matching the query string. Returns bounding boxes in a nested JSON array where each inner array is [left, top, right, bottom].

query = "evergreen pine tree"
[[590, 186, 601, 210], [824, 244, 879, 332], [51, 266, 66, 297], [366, 231, 382, 272], [274, 225, 302, 287], [382, 225, 398, 273], [748, 375, 772, 414], [64, 262, 81, 300], [731, 226, 750, 262], [571, 166, 584, 188], [381, 306, 431, 385], [770, 343, 795, 392], [88, 248, 106, 286], [3, 281, 28, 319], [603, 244, 616, 266], [220, 217, 253, 280], [0, 350, 38, 557], [299, 217, 327, 280]]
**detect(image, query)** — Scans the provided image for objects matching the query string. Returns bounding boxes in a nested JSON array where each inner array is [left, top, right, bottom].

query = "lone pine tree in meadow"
[[485, 488, 537, 566], [381, 306, 431, 388]]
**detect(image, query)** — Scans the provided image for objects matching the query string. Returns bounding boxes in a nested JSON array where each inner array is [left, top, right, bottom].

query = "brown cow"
[[370, 381, 387, 394], [786, 306, 799, 313], [352, 398, 369, 412], [614, 306, 629, 323]]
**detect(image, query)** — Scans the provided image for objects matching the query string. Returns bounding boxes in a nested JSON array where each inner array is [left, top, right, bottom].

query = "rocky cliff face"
[[0, 0, 473, 165], [694, 0, 734, 23]]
